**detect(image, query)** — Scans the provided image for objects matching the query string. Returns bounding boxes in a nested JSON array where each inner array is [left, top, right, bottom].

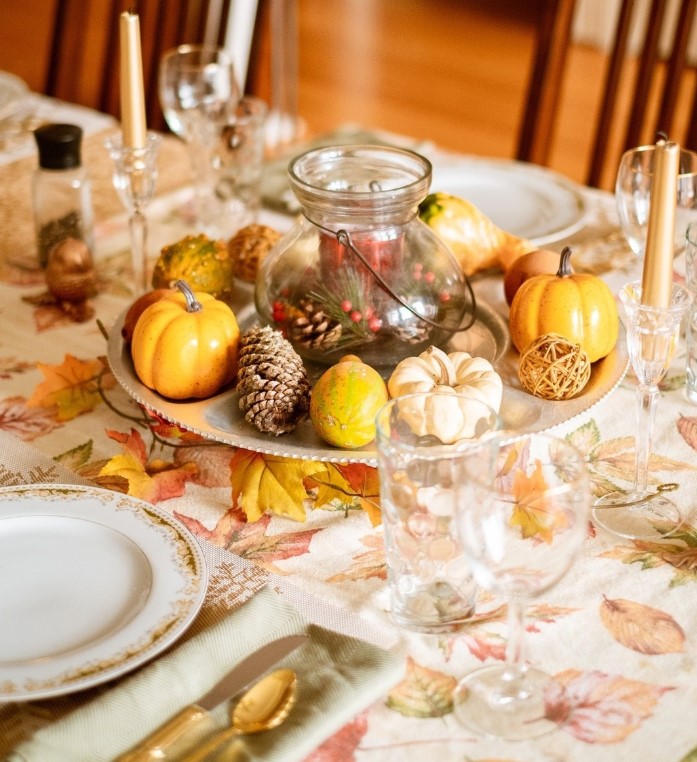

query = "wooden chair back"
[[517, 0, 697, 188]]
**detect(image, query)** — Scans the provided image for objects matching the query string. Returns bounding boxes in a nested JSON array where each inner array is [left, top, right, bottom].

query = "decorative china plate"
[[0, 70, 28, 122], [431, 157, 587, 246], [0, 484, 207, 701], [107, 298, 628, 464]]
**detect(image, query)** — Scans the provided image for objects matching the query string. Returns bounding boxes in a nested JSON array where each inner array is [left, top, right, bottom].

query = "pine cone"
[[289, 298, 342, 350], [237, 326, 311, 435]]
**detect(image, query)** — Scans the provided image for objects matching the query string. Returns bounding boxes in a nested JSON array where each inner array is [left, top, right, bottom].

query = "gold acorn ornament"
[[23, 237, 98, 322], [45, 237, 98, 301]]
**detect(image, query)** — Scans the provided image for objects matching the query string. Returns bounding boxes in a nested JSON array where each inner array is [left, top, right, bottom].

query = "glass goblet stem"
[[504, 598, 526, 676], [634, 383, 658, 496], [128, 209, 148, 296]]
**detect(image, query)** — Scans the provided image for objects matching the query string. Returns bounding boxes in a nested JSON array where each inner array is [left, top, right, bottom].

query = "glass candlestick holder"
[[593, 280, 690, 540], [105, 132, 162, 295]]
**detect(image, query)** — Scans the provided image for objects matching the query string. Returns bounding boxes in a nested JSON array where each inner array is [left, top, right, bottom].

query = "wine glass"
[[593, 280, 690, 540], [453, 432, 590, 740], [158, 44, 240, 218], [615, 145, 697, 259]]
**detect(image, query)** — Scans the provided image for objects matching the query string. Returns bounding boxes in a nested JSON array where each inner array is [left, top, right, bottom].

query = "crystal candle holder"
[[105, 131, 162, 295], [593, 280, 690, 540]]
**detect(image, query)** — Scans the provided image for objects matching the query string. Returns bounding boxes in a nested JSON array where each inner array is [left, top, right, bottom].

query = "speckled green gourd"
[[152, 234, 233, 300]]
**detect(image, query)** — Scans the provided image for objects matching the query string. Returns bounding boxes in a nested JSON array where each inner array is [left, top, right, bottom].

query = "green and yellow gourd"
[[310, 355, 388, 449]]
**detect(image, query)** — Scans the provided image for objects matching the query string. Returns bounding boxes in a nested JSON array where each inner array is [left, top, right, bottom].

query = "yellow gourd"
[[131, 280, 240, 400], [310, 356, 388, 449], [508, 247, 619, 363]]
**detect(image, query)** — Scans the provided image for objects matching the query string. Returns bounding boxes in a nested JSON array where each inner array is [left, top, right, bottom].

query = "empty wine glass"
[[615, 144, 697, 259], [593, 280, 690, 540], [158, 44, 240, 219], [453, 432, 590, 740]]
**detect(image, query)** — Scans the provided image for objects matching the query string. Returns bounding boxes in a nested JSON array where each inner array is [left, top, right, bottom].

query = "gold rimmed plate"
[[0, 484, 206, 702]]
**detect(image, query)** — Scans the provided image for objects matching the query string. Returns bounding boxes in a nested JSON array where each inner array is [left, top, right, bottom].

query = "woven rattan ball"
[[518, 333, 591, 400], [227, 224, 281, 283]]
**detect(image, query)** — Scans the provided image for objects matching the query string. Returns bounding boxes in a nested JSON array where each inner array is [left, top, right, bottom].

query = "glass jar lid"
[[288, 144, 432, 224]]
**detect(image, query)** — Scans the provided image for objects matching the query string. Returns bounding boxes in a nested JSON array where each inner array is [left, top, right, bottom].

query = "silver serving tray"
[[107, 296, 628, 465]]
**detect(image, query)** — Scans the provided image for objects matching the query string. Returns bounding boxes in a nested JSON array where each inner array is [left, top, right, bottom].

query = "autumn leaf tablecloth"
[[3, 132, 697, 761]]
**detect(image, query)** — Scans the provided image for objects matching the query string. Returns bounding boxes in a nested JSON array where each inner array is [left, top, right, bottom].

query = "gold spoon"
[[183, 668, 297, 762]]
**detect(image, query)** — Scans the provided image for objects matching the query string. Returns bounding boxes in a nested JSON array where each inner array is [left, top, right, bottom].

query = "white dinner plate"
[[0, 70, 28, 122], [430, 157, 587, 246], [0, 484, 207, 702]]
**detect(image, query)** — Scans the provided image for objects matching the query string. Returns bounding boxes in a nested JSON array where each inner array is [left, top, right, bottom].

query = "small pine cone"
[[238, 325, 311, 435], [289, 298, 342, 350], [227, 224, 282, 283]]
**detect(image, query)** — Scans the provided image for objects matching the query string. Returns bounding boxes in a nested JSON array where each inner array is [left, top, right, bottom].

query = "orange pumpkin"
[[310, 356, 388, 448], [509, 247, 619, 363], [131, 280, 240, 400]]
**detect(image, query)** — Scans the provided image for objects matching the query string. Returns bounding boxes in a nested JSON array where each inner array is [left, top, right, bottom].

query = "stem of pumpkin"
[[175, 280, 203, 313], [556, 246, 574, 278], [426, 346, 457, 386]]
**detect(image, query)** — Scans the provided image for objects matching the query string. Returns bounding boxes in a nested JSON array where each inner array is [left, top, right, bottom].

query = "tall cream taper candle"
[[641, 139, 680, 307], [119, 12, 147, 149]]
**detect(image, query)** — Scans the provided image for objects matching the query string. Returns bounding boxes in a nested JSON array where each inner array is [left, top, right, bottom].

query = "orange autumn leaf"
[[509, 460, 566, 543], [599, 596, 685, 654], [98, 428, 197, 503], [27, 353, 114, 421], [230, 448, 325, 522], [177, 510, 318, 572], [545, 669, 673, 743], [387, 657, 455, 718], [306, 463, 382, 526]]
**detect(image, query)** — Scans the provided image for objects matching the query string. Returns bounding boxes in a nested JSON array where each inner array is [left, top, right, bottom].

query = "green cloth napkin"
[[6, 586, 404, 762]]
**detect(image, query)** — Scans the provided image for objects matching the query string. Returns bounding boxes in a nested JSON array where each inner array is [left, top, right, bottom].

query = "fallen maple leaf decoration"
[[27, 353, 115, 421], [98, 428, 198, 502], [230, 448, 326, 522], [305, 462, 382, 525]]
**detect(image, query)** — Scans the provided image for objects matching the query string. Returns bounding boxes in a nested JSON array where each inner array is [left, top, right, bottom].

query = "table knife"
[[115, 633, 308, 762]]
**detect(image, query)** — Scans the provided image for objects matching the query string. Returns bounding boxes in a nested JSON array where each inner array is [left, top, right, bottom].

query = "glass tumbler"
[[375, 391, 501, 633]]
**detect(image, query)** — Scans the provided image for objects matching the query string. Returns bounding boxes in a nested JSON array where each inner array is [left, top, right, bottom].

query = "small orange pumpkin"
[[509, 247, 619, 363], [131, 280, 240, 400], [310, 356, 388, 449]]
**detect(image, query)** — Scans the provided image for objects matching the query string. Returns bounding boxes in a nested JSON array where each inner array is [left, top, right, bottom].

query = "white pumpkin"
[[387, 346, 503, 443]]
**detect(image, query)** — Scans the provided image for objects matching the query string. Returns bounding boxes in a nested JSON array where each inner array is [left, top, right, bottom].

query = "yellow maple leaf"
[[99, 451, 152, 497], [230, 449, 325, 522], [306, 463, 382, 526], [509, 460, 567, 544], [99, 428, 198, 502], [27, 354, 113, 421]]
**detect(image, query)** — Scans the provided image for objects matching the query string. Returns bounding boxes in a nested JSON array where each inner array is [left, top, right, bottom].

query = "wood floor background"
[[1, 0, 686, 191]]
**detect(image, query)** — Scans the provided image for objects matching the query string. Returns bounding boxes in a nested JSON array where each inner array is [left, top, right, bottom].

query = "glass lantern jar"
[[255, 144, 474, 368]]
